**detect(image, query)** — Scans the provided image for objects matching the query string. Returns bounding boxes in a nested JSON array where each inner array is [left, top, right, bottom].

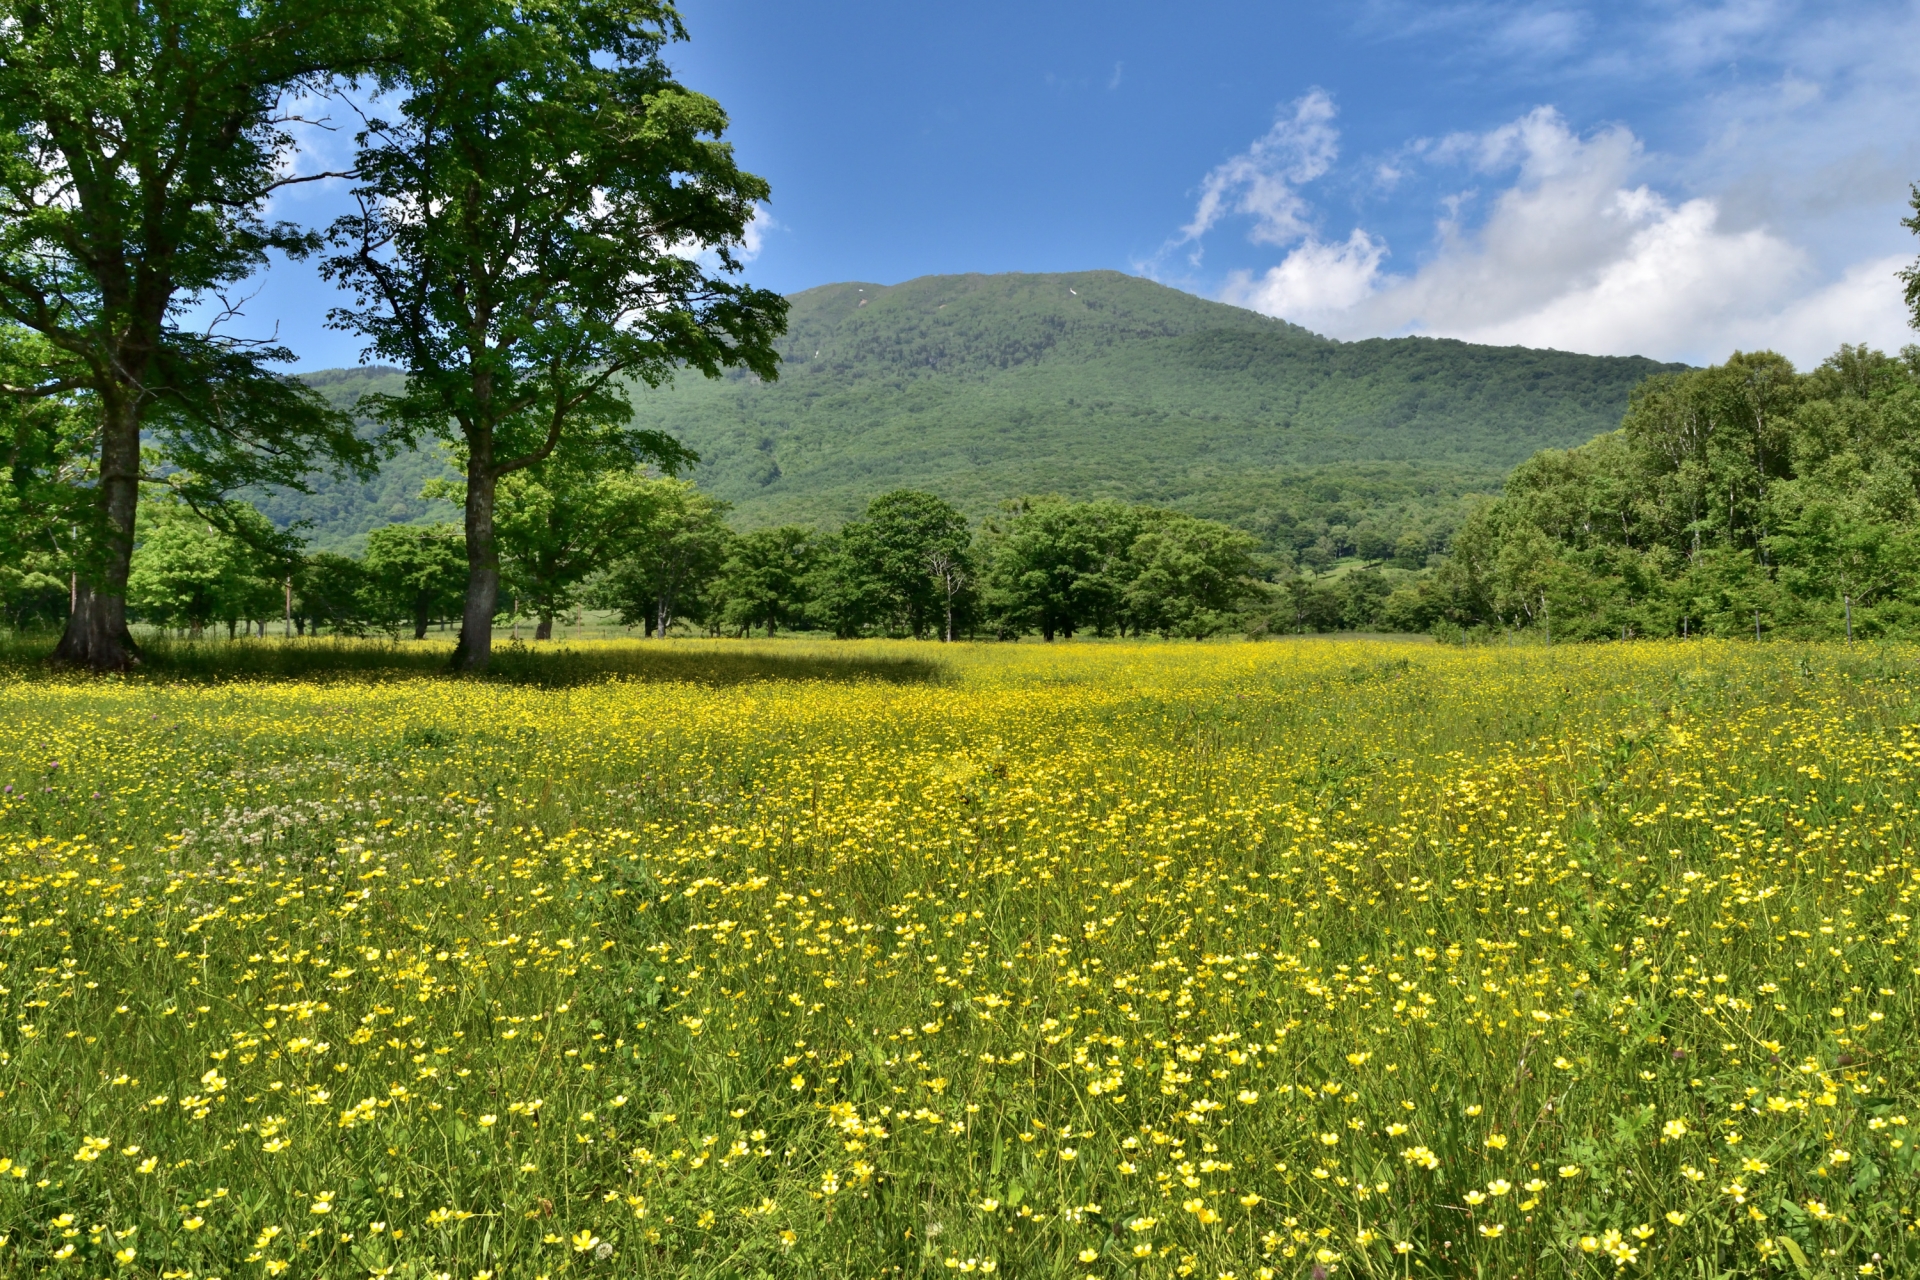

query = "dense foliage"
[[320, 0, 786, 671], [0, 328, 91, 630], [977, 498, 1262, 641], [123, 503, 292, 640], [0, 638, 1914, 1278], [1386, 345, 1920, 642]]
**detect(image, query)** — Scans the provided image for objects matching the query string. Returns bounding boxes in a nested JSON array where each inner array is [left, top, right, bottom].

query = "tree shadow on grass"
[[0, 633, 951, 687], [484, 641, 950, 688]]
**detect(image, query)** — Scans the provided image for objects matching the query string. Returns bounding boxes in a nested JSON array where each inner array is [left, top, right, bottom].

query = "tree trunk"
[[535, 614, 553, 641], [52, 398, 142, 671], [413, 606, 430, 641], [56, 581, 141, 668], [453, 461, 500, 671]]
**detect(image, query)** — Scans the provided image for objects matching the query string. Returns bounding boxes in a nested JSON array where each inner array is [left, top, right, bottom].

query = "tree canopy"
[[591, 479, 732, 637], [1386, 344, 1920, 641], [492, 466, 656, 639]]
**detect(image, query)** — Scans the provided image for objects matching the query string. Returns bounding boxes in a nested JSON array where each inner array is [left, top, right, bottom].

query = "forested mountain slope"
[[256, 368, 459, 553], [636, 271, 1680, 549], [287, 271, 1680, 554]]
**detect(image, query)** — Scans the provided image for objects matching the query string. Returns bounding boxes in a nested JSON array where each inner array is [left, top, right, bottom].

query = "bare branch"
[[254, 168, 359, 196], [0, 378, 89, 399]]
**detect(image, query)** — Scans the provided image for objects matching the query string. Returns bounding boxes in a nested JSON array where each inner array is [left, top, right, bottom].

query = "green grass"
[[0, 637, 1913, 1279]]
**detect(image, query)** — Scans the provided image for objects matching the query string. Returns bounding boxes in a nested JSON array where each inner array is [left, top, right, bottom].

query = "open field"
[[0, 638, 1914, 1279]]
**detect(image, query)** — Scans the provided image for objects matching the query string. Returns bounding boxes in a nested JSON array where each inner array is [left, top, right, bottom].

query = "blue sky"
[[256, 0, 1920, 369]]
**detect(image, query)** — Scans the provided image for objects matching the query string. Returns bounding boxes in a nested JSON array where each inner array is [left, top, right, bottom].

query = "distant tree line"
[[16, 342, 1920, 647], [78, 480, 1323, 642], [10, 330, 1920, 648]]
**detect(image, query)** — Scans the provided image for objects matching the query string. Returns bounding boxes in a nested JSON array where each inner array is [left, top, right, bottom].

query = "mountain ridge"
[[280, 270, 1683, 557]]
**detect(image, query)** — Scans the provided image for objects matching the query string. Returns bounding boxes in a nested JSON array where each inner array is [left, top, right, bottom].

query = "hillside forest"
[[246, 270, 1681, 565]]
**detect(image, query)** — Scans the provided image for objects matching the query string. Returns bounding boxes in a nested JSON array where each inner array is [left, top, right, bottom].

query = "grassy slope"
[[279, 272, 1680, 549]]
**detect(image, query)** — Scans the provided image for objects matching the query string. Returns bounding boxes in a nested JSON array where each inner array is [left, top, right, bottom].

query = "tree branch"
[[0, 378, 88, 399]]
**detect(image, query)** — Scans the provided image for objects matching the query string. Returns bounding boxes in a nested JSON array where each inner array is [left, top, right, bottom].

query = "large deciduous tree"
[[0, 325, 93, 628], [323, 0, 786, 672], [363, 522, 466, 640], [979, 498, 1259, 640], [981, 498, 1139, 641], [1122, 511, 1260, 638], [127, 499, 288, 639], [294, 551, 375, 636], [813, 491, 970, 639], [0, 0, 390, 669]]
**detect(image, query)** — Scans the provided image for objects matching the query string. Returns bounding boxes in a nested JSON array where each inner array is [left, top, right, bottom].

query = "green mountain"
[[284, 271, 1681, 557], [258, 367, 460, 554]]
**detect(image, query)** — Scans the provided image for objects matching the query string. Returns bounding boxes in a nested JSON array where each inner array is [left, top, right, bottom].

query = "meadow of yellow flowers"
[[0, 637, 1913, 1279]]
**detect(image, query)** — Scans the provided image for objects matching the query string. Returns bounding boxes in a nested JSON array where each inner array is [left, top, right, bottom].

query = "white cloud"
[[1729, 253, 1914, 361], [1220, 230, 1387, 329], [1410, 192, 1804, 358], [1364, 1, 1920, 272], [1352, 110, 1808, 357], [1640, 0, 1788, 75], [1178, 90, 1340, 256], [737, 204, 776, 263], [1193, 101, 1915, 366], [1486, 6, 1589, 57], [1359, 0, 1790, 77]]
